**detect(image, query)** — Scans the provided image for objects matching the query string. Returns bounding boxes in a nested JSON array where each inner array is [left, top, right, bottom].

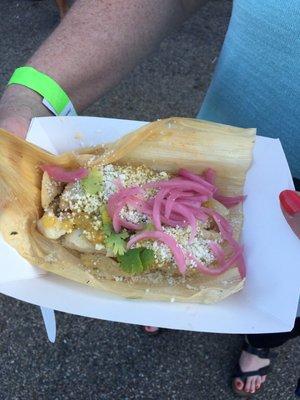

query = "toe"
[[250, 378, 257, 393], [234, 378, 244, 391], [255, 376, 262, 390], [261, 375, 267, 383], [245, 377, 253, 393]]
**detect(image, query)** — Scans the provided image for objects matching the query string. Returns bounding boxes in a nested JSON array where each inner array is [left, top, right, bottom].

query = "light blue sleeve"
[[198, 0, 300, 179]]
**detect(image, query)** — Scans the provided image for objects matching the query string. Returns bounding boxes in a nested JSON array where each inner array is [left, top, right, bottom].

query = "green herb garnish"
[[117, 247, 155, 275], [101, 205, 111, 225], [106, 230, 129, 256], [139, 248, 155, 269], [81, 168, 103, 195], [118, 248, 144, 274], [100, 205, 128, 256]]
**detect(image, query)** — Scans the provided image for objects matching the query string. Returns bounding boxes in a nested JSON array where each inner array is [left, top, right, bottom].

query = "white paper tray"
[[0, 116, 299, 333]]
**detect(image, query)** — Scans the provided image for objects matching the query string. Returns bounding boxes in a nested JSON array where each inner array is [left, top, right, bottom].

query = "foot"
[[144, 326, 159, 334], [234, 350, 270, 394]]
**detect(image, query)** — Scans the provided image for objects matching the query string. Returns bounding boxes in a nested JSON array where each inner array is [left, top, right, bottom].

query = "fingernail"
[[280, 190, 300, 215]]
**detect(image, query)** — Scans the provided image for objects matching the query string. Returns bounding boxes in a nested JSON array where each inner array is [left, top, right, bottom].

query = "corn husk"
[[0, 118, 255, 303]]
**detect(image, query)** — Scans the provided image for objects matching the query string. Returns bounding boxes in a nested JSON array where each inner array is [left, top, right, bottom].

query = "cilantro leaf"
[[139, 248, 155, 269], [100, 205, 111, 223], [102, 222, 112, 237], [105, 230, 129, 256], [118, 248, 144, 274], [100, 205, 129, 256], [118, 247, 155, 274], [81, 168, 103, 195], [101, 206, 113, 236]]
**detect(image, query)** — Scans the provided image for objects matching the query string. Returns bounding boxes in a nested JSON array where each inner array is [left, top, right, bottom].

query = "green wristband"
[[8, 66, 77, 116]]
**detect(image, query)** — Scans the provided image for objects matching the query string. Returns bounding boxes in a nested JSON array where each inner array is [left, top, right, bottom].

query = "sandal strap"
[[233, 364, 271, 380], [243, 342, 270, 359]]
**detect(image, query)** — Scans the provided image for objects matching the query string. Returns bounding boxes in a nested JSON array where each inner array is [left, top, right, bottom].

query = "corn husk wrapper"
[[0, 118, 255, 303]]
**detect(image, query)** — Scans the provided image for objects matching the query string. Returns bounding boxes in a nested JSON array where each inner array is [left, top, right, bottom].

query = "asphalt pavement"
[[0, 1, 299, 399]]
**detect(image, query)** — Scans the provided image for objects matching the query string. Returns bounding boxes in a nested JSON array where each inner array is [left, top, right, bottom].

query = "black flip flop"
[[232, 342, 276, 397]]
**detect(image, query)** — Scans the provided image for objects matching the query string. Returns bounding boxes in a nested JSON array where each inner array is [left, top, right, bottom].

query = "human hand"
[[0, 85, 51, 139], [0, 111, 30, 139], [280, 190, 300, 239]]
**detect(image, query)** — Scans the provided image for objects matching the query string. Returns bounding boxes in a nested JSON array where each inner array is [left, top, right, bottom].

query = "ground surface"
[[0, 1, 299, 399]]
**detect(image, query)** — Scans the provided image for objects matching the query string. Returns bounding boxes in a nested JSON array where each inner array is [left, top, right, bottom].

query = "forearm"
[[27, 0, 187, 111], [0, 0, 204, 137]]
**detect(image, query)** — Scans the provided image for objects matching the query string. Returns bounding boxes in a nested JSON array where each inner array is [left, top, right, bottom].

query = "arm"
[[0, 0, 205, 138]]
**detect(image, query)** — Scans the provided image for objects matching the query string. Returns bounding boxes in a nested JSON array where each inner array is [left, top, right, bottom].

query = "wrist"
[[0, 85, 52, 138], [8, 67, 77, 116], [0, 84, 52, 119]]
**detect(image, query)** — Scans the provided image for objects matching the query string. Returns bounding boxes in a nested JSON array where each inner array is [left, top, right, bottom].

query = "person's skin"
[[0, 0, 293, 395], [234, 351, 269, 393], [0, 0, 203, 138]]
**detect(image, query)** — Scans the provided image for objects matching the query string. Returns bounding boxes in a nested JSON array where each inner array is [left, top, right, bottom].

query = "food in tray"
[[38, 163, 245, 280], [0, 117, 255, 302]]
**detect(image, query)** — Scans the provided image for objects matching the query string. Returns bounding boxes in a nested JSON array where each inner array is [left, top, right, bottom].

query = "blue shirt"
[[198, 0, 300, 178]]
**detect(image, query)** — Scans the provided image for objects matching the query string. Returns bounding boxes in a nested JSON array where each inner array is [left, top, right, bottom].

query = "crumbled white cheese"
[[119, 205, 148, 224], [113, 276, 124, 282], [134, 222, 221, 270], [101, 164, 169, 202], [59, 181, 102, 214]]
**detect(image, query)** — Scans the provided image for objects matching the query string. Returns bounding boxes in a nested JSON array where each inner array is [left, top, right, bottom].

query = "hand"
[[0, 85, 51, 139], [0, 112, 30, 139], [280, 190, 300, 239]]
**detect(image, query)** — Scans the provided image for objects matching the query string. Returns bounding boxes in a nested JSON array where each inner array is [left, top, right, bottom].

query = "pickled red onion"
[[201, 208, 233, 236], [169, 203, 197, 243], [214, 194, 245, 208], [153, 189, 168, 230], [187, 253, 234, 276], [165, 190, 185, 219], [112, 197, 145, 233], [127, 230, 187, 274], [222, 245, 244, 271], [178, 168, 216, 191], [160, 215, 186, 227], [145, 179, 213, 196], [107, 187, 142, 217], [165, 192, 207, 218], [209, 242, 225, 266], [202, 168, 216, 184], [41, 164, 88, 183], [187, 243, 244, 277]]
